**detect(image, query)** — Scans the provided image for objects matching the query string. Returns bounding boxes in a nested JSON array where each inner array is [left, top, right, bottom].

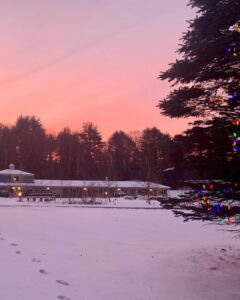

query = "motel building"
[[0, 164, 170, 199]]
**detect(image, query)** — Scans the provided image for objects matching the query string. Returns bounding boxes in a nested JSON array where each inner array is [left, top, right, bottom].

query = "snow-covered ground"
[[0, 197, 161, 208], [167, 189, 190, 199], [0, 199, 240, 300]]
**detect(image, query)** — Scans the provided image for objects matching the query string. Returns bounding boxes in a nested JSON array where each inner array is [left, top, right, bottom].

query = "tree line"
[[0, 116, 175, 184], [0, 114, 237, 187]]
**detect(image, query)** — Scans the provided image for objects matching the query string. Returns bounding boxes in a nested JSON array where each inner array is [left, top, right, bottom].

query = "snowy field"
[[0, 197, 161, 209], [0, 200, 240, 300]]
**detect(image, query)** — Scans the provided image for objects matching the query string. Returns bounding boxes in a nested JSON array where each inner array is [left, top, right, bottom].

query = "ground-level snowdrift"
[[0, 206, 239, 300]]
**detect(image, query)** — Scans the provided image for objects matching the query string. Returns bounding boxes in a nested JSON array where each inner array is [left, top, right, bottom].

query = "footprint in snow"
[[56, 280, 70, 286], [10, 243, 18, 247], [16, 251, 21, 255], [0, 238, 5, 240], [58, 296, 72, 300], [39, 269, 48, 275], [32, 258, 41, 263]]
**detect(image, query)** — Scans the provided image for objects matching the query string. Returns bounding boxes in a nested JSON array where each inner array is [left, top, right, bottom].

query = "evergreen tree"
[[79, 122, 104, 179], [107, 131, 137, 180], [14, 115, 47, 177], [140, 128, 173, 182], [158, 1, 240, 120], [56, 128, 80, 179], [158, 0, 240, 178]]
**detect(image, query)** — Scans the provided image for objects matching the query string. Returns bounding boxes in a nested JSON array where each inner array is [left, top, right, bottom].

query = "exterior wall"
[[0, 174, 34, 183], [26, 186, 167, 198]]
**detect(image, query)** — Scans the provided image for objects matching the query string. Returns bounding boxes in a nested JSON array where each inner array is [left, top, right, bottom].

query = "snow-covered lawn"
[[0, 197, 161, 208], [0, 202, 239, 300]]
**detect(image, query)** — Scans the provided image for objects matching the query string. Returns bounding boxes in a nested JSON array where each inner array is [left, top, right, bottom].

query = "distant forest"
[[0, 115, 237, 187]]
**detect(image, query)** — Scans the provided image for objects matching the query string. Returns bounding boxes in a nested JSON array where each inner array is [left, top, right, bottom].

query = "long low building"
[[0, 164, 170, 198]]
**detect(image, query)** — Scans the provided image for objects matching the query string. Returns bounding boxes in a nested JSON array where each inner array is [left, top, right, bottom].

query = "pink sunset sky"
[[0, 0, 195, 139]]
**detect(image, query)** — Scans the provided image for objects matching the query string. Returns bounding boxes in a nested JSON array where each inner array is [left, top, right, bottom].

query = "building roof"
[[0, 165, 170, 189], [34, 180, 170, 189], [0, 180, 170, 190], [0, 164, 34, 176]]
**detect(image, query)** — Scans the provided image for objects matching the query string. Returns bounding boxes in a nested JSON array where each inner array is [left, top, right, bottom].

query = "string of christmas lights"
[[195, 182, 238, 225], [229, 20, 240, 32], [227, 45, 240, 58]]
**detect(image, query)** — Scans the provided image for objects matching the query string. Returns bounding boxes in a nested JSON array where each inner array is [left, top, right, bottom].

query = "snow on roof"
[[0, 182, 34, 187], [0, 164, 34, 176], [34, 180, 170, 190], [184, 179, 231, 185], [0, 169, 34, 176], [163, 167, 175, 172]]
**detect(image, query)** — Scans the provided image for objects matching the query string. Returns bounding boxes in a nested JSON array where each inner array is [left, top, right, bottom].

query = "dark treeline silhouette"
[[1, 115, 238, 186], [0, 115, 179, 183]]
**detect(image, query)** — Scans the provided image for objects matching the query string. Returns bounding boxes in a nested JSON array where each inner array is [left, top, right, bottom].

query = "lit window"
[[12, 176, 20, 182]]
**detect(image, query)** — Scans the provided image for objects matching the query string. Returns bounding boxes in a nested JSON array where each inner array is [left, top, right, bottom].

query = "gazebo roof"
[[0, 164, 34, 176]]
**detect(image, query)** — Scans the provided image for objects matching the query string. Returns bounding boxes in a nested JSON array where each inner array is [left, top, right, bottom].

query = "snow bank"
[[168, 189, 190, 199]]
